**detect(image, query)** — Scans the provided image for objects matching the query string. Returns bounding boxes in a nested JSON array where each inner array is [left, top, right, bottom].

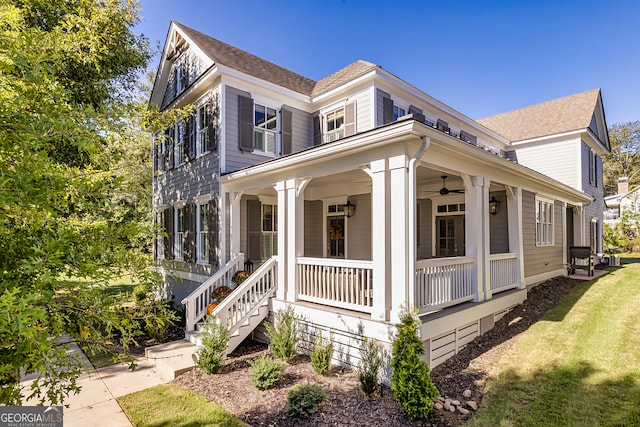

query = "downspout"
[[407, 136, 430, 311]]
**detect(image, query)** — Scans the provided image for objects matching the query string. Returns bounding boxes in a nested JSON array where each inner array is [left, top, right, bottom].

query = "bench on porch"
[[569, 246, 594, 276]]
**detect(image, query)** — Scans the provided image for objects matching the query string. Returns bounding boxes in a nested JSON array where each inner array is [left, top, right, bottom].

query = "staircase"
[[181, 255, 277, 355]]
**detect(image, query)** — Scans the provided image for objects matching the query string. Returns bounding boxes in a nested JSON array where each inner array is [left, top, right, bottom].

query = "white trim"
[[195, 194, 213, 204], [171, 269, 211, 283]]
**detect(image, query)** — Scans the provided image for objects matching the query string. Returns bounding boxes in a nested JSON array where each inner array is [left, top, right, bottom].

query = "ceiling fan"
[[436, 175, 464, 196]]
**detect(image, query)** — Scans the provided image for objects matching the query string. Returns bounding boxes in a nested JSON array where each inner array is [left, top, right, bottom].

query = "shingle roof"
[[175, 23, 379, 97], [175, 22, 316, 95], [477, 88, 601, 141]]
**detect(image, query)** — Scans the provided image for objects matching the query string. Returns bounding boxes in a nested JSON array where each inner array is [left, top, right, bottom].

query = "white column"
[[285, 179, 302, 302], [389, 154, 410, 324], [465, 176, 489, 302], [371, 159, 390, 322], [275, 181, 287, 300], [230, 192, 241, 260], [507, 186, 525, 288]]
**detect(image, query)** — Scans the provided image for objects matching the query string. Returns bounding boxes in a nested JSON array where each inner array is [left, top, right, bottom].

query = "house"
[[150, 22, 610, 369], [604, 177, 639, 223]]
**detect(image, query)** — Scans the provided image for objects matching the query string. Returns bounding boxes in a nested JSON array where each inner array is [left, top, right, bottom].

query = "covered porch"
[[222, 124, 525, 324]]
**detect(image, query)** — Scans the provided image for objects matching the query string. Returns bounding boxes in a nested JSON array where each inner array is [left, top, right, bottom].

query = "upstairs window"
[[197, 104, 211, 156], [325, 108, 345, 142], [254, 104, 277, 154], [536, 197, 554, 246], [153, 131, 165, 173], [393, 105, 405, 121]]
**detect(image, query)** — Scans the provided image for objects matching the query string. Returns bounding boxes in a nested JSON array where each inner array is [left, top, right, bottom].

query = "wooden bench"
[[569, 246, 594, 276]]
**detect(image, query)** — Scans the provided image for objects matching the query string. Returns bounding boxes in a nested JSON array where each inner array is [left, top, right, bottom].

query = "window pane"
[[254, 129, 264, 151], [255, 105, 266, 126], [266, 132, 276, 153]]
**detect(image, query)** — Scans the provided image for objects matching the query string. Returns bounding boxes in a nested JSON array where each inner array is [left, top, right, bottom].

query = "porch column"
[[465, 176, 490, 302], [230, 192, 241, 259], [371, 158, 390, 322], [285, 178, 304, 302], [389, 154, 410, 324], [507, 186, 525, 289], [275, 181, 287, 300]]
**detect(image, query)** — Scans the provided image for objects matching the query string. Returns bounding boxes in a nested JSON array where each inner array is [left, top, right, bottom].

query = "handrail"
[[211, 256, 277, 349], [181, 254, 245, 331]]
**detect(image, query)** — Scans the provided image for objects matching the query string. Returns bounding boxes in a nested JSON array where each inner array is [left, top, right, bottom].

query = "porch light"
[[489, 196, 500, 215], [344, 200, 356, 218]]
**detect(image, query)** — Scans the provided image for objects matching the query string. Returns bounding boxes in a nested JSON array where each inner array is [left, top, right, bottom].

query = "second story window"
[[393, 105, 405, 121], [197, 104, 211, 156], [254, 104, 277, 154], [325, 108, 344, 142]]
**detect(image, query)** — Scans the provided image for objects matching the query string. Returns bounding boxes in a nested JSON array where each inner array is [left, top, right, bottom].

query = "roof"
[[477, 88, 601, 141], [175, 23, 380, 97], [175, 22, 316, 95]]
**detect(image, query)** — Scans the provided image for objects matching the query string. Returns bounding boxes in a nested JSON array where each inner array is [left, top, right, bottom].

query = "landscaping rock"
[[458, 407, 470, 415], [463, 389, 472, 398], [467, 400, 478, 411]]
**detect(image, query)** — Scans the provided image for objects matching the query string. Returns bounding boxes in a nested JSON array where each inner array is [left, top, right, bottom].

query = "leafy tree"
[[604, 121, 640, 196], [0, 0, 172, 405]]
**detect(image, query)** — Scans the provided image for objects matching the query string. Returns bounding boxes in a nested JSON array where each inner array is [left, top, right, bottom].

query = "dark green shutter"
[[281, 107, 292, 155], [208, 199, 219, 268], [247, 199, 262, 262], [165, 126, 174, 170], [313, 113, 321, 146], [383, 96, 394, 124], [206, 104, 216, 152], [184, 204, 196, 263], [164, 206, 173, 260], [187, 114, 196, 161], [239, 95, 254, 152]]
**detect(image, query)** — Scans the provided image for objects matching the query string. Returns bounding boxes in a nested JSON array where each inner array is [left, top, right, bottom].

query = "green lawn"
[[119, 383, 246, 426], [468, 264, 640, 426]]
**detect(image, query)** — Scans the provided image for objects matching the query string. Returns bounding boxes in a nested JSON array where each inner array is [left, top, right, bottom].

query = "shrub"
[[197, 315, 230, 374], [248, 354, 285, 390], [144, 300, 178, 342], [265, 306, 298, 361], [357, 336, 382, 396], [391, 309, 439, 419], [310, 330, 333, 375], [285, 383, 326, 418]]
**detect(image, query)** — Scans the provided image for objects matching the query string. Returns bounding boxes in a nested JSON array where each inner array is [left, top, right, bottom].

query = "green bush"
[[391, 309, 439, 419], [144, 300, 178, 342], [310, 330, 333, 375], [265, 306, 298, 362], [248, 354, 285, 390], [357, 336, 381, 396], [197, 315, 230, 374], [285, 383, 326, 418]]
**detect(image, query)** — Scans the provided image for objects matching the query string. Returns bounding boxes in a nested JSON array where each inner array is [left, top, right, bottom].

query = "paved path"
[[21, 342, 174, 427]]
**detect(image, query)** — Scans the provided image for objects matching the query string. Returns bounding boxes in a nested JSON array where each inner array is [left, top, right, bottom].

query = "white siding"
[[351, 89, 373, 134], [346, 193, 372, 260], [513, 138, 580, 189]]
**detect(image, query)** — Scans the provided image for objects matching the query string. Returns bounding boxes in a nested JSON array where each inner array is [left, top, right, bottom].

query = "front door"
[[436, 215, 465, 257], [327, 216, 345, 258]]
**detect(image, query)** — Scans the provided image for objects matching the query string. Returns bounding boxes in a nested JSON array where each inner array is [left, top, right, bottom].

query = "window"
[[197, 104, 211, 156], [536, 198, 554, 246], [175, 121, 185, 166], [254, 104, 277, 154], [175, 207, 185, 261], [197, 204, 209, 263], [325, 108, 345, 142], [153, 131, 165, 173], [261, 204, 277, 259], [393, 105, 405, 121], [156, 211, 164, 260]]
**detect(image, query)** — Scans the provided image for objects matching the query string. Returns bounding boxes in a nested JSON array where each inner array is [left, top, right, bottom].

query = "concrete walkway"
[[20, 340, 197, 427]]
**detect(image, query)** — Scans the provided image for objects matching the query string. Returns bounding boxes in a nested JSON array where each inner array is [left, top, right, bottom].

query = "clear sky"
[[136, 0, 640, 125]]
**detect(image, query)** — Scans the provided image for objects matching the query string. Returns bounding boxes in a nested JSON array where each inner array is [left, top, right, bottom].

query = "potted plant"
[[232, 270, 251, 285], [207, 285, 233, 314]]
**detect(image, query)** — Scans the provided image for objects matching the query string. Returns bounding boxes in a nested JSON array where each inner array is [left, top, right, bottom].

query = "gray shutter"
[[459, 130, 477, 146], [165, 126, 174, 170], [187, 114, 196, 161], [436, 119, 450, 133], [208, 199, 219, 268], [163, 206, 173, 260], [247, 199, 262, 262], [184, 204, 196, 263], [344, 101, 356, 137], [206, 104, 216, 152], [238, 95, 254, 152], [383, 96, 394, 124], [313, 113, 321, 146], [281, 107, 292, 155], [408, 105, 425, 123]]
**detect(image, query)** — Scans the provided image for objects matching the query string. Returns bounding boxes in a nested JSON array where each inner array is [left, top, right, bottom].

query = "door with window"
[[436, 215, 465, 257], [327, 216, 345, 258]]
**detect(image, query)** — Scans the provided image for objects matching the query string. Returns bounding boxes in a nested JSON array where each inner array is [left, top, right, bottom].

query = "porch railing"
[[415, 256, 475, 312], [489, 253, 519, 293], [181, 253, 245, 331], [297, 257, 374, 314]]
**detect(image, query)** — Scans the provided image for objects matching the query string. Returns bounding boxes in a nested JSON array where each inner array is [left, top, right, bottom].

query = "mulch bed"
[[170, 275, 585, 426]]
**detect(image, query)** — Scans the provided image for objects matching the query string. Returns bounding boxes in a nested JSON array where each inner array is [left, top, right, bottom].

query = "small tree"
[[357, 336, 382, 397], [391, 309, 439, 419], [310, 329, 334, 375], [197, 315, 230, 374], [248, 354, 285, 390], [265, 306, 299, 361]]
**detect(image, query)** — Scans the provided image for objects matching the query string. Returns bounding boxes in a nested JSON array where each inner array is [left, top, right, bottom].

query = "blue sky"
[[136, 0, 639, 125]]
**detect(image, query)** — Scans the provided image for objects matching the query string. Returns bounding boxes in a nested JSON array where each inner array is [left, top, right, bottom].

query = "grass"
[[118, 383, 246, 427], [468, 263, 640, 426]]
